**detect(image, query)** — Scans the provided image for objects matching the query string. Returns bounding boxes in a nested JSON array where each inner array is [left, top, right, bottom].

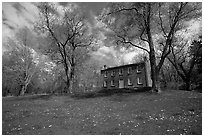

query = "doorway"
[[119, 79, 124, 88]]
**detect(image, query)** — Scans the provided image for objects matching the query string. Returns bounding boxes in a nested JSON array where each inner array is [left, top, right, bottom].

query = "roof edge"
[[101, 61, 146, 72]]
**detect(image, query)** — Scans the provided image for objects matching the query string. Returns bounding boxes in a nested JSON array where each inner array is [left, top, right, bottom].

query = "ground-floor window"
[[137, 77, 143, 85], [128, 78, 132, 85], [111, 80, 115, 86], [103, 81, 107, 87]]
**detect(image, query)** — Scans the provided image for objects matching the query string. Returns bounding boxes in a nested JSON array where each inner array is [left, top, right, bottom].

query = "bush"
[[166, 82, 180, 90]]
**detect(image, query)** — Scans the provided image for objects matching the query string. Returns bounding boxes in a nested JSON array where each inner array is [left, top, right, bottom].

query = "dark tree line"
[[167, 36, 202, 91]]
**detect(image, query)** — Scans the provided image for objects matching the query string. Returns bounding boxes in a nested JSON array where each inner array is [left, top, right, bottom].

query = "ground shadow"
[[71, 87, 152, 99], [3, 94, 53, 101]]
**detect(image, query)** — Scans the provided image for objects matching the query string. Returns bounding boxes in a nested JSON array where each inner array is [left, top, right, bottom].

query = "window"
[[137, 65, 141, 73], [111, 80, 115, 86], [119, 68, 123, 75], [128, 78, 132, 85], [137, 77, 143, 85], [111, 70, 115, 77], [104, 71, 107, 77], [128, 67, 132, 74], [103, 81, 107, 87]]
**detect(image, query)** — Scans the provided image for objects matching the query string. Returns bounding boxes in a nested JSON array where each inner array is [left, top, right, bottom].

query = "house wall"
[[101, 62, 150, 89]]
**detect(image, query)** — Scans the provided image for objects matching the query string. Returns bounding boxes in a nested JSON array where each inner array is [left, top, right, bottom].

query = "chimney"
[[103, 65, 107, 70]]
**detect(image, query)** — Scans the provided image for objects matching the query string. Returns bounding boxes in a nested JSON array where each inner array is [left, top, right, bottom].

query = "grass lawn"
[[2, 89, 202, 135]]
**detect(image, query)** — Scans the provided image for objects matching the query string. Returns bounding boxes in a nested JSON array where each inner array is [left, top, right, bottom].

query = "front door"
[[119, 79, 124, 88]]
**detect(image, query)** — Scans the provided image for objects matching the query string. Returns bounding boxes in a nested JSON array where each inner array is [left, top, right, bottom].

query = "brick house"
[[101, 61, 152, 89]]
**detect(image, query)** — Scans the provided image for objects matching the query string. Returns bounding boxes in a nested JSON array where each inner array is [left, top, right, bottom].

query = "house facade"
[[101, 61, 152, 89]]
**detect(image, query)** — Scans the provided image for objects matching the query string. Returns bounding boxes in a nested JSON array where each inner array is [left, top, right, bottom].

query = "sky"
[[2, 2, 137, 65], [2, 2, 106, 41], [2, 2, 202, 66]]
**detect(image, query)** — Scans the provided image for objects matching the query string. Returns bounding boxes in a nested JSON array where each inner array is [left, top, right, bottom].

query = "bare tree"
[[167, 36, 202, 90], [37, 3, 93, 93], [102, 2, 201, 92], [2, 27, 43, 96]]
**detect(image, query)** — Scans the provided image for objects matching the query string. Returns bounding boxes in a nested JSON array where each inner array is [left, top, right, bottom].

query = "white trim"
[[137, 77, 143, 85], [128, 78, 132, 85], [104, 71, 107, 77], [127, 67, 132, 74], [137, 65, 141, 73], [103, 81, 107, 87], [119, 68, 123, 75], [111, 80, 115, 86], [111, 70, 115, 76]]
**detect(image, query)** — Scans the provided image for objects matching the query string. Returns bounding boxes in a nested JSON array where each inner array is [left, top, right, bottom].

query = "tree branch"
[[167, 56, 186, 81], [140, 28, 149, 43], [107, 7, 139, 15], [44, 6, 66, 64], [157, 43, 171, 72], [117, 35, 150, 53], [158, 3, 167, 37], [178, 62, 188, 77]]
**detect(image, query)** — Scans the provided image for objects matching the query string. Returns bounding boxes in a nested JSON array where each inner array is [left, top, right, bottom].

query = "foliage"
[[75, 58, 101, 93], [2, 27, 48, 96], [2, 45, 35, 96], [167, 35, 202, 90]]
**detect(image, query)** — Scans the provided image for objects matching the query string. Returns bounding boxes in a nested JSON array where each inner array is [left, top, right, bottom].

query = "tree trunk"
[[145, 3, 160, 93], [161, 68, 167, 88], [65, 67, 70, 93], [150, 61, 160, 92], [69, 65, 75, 94], [185, 79, 191, 91], [69, 79, 73, 94], [147, 32, 160, 92], [20, 84, 28, 96]]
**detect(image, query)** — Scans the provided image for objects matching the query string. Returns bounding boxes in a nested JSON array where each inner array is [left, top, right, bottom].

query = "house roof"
[[101, 61, 145, 72]]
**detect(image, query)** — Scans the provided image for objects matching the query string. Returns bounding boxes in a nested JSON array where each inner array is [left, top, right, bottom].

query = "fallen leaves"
[[2, 90, 202, 135]]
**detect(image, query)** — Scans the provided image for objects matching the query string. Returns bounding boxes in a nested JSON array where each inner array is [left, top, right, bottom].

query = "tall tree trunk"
[[161, 68, 167, 88], [184, 79, 191, 91], [69, 65, 75, 94], [65, 67, 70, 93], [146, 3, 160, 93], [20, 83, 28, 96], [149, 52, 159, 92]]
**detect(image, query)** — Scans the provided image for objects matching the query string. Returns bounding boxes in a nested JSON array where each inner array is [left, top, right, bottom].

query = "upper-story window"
[[111, 70, 115, 77], [137, 65, 141, 73], [127, 67, 132, 74], [119, 68, 123, 75], [104, 71, 107, 77]]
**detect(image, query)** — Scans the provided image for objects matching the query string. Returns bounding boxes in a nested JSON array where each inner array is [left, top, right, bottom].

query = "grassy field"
[[2, 89, 202, 135]]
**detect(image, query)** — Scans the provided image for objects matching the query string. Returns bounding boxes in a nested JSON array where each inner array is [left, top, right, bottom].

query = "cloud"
[[123, 52, 137, 64], [2, 3, 39, 41]]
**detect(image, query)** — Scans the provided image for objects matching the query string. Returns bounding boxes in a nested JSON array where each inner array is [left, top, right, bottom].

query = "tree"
[[2, 45, 36, 96], [2, 27, 44, 96], [167, 36, 202, 90], [102, 2, 201, 92], [36, 3, 93, 93], [76, 58, 101, 93]]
